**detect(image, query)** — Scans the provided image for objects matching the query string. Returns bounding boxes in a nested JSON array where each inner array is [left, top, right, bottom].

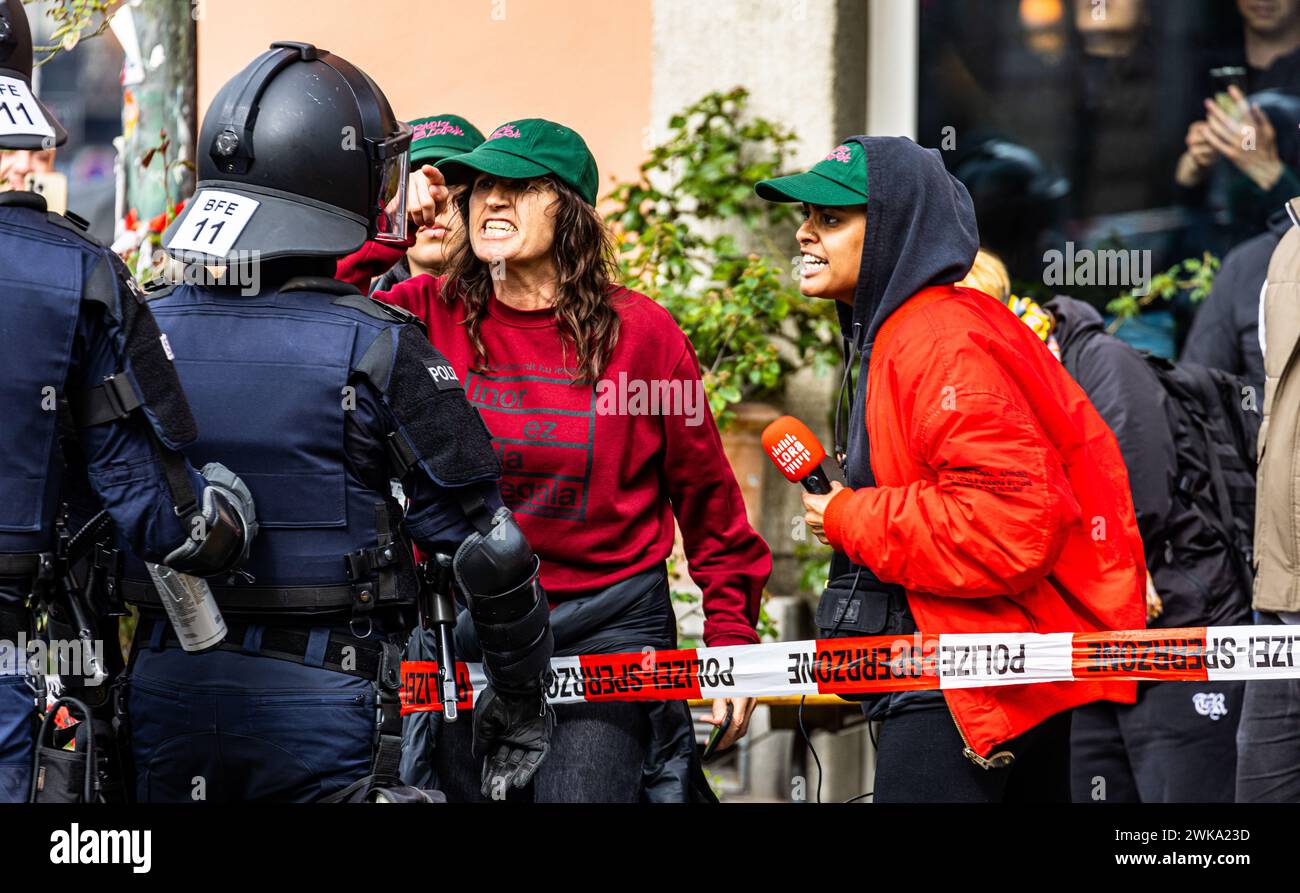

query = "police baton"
[[417, 553, 460, 721], [53, 511, 109, 687]]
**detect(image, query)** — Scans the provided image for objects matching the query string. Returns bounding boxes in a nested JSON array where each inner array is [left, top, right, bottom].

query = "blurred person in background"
[[1181, 85, 1300, 380], [3, 144, 115, 243], [1182, 206, 1290, 397], [367, 114, 484, 294], [1177, 85, 1300, 245], [1238, 0, 1300, 91], [0, 145, 54, 191], [952, 139, 1069, 285], [1180, 0, 1300, 196], [1073, 0, 1146, 58], [1069, 0, 1187, 221], [962, 250, 1250, 803]]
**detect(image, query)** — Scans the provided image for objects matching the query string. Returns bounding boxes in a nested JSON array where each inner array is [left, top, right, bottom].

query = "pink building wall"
[[196, 0, 654, 198]]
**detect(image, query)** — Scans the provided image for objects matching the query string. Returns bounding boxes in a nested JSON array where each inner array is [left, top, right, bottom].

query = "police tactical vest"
[[0, 196, 89, 553], [121, 279, 418, 619]]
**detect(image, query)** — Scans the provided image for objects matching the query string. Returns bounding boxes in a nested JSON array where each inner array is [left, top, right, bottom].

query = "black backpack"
[[1142, 356, 1260, 627]]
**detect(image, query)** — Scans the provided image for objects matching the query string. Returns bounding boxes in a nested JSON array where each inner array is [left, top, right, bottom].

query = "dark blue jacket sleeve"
[[70, 294, 200, 563], [403, 475, 504, 555], [344, 374, 502, 555]]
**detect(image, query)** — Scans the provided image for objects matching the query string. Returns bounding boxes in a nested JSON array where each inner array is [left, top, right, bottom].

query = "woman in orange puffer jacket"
[[756, 136, 1146, 803]]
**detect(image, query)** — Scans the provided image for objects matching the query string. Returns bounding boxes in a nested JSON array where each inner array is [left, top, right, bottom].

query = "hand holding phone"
[[1209, 66, 1248, 123]]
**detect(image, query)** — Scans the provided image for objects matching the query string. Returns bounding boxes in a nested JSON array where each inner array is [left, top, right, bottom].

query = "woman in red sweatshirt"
[[338, 118, 771, 802]]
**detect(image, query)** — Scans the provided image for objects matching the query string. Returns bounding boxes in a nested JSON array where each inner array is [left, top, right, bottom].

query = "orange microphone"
[[762, 415, 833, 494]]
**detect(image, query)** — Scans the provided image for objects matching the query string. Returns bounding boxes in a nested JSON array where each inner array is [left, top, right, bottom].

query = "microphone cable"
[[798, 566, 861, 804]]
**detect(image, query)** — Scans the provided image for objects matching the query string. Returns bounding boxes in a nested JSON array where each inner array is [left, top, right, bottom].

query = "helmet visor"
[[371, 123, 411, 245]]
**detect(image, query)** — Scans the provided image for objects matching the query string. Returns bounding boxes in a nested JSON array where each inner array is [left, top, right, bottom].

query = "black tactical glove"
[[200, 461, 258, 547], [472, 685, 554, 799], [164, 462, 258, 575]]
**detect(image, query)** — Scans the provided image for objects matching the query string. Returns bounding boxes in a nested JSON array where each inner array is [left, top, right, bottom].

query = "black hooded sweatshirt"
[[830, 136, 979, 583]]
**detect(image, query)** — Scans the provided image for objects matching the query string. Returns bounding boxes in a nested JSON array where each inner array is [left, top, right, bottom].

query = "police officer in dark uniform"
[[119, 42, 554, 802], [0, 0, 255, 802]]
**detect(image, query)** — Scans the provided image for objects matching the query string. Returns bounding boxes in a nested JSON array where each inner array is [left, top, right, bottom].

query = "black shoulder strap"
[[332, 291, 429, 336], [284, 276, 427, 334], [69, 374, 143, 428], [141, 280, 178, 302], [36, 209, 102, 249], [65, 209, 91, 229], [154, 443, 199, 520], [281, 275, 359, 296]]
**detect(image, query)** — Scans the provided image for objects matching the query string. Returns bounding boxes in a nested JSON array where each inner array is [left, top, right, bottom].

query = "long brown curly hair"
[[442, 175, 621, 384]]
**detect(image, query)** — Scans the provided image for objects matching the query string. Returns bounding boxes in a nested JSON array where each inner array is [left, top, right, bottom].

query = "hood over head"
[[840, 136, 979, 348], [1043, 293, 1105, 356]]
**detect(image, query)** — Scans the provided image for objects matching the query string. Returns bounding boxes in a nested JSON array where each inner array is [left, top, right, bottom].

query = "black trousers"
[[433, 700, 651, 802], [407, 566, 677, 802], [871, 692, 1071, 803], [1236, 677, 1300, 802], [1070, 680, 1243, 803]]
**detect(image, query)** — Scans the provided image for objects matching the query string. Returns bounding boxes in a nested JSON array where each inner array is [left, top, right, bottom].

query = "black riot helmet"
[[0, 0, 67, 150], [163, 41, 411, 263]]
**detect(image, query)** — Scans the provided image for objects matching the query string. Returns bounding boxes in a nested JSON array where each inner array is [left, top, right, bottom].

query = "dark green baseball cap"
[[755, 141, 868, 206], [408, 114, 486, 167], [435, 118, 600, 206]]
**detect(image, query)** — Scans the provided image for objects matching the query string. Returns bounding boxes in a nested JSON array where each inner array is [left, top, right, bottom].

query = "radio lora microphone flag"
[[762, 415, 833, 494]]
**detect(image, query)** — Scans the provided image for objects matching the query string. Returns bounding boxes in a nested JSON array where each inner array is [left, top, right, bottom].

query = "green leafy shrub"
[[26, 0, 117, 63], [604, 88, 840, 428], [1106, 251, 1220, 333]]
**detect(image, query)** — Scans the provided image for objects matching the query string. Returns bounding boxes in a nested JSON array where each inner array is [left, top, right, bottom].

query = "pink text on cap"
[[488, 125, 523, 141], [413, 120, 465, 140], [825, 145, 853, 164]]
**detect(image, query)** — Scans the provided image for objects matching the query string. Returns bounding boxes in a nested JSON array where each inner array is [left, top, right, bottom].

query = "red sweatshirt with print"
[[338, 242, 771, 646]]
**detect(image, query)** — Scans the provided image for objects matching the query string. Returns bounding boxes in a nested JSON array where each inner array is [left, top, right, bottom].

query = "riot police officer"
[[0, 0, 255, 802], [119, 41, 554, 802]]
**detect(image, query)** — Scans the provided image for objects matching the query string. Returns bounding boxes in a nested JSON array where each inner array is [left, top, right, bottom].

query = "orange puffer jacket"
[[823, 285, 1147, 758]]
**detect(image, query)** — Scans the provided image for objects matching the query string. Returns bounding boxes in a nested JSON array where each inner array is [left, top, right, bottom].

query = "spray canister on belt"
[[145, 562, 227, 652]]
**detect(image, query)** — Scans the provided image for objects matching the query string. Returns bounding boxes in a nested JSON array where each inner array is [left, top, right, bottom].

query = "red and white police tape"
[[400, 625, 1300, 715]]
